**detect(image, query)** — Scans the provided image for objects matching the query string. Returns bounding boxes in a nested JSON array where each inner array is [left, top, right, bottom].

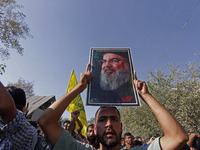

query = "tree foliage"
[[7, 78, 35, 96], [87, 117, 95, 125], [0, 63, 6, 75], [119, 61, 200, 140], [0, 0, 31, 74]]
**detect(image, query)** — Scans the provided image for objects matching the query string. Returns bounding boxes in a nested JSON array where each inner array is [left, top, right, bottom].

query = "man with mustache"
[[38, 64, 188, 150], [94, 52, 136, 104], [122, 132, 135, 149], [86, 124, 99, 149], [100, 53, 131, 91]]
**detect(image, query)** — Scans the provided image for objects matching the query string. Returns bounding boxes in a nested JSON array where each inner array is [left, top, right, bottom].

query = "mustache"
[[103, 67, 116, 72], [88, 135, 96, 139], [88, 136, 96, 140], [103, 128, 117, 136]]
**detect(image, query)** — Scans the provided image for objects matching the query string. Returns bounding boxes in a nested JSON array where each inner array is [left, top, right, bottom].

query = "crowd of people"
[[1, 64, 200, 150]]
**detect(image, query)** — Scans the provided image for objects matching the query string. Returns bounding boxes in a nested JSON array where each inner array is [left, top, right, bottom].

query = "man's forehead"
[[97, 107, 120, 118]]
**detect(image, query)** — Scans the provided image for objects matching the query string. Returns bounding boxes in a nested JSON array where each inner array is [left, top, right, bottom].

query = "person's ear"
[[94, 124, 97, 135]]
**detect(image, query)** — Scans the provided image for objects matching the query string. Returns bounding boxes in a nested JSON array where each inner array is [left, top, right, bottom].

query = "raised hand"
[[71, 110, 80, 120], [78, 64, 92, 91], [133, 71, 149, 96]]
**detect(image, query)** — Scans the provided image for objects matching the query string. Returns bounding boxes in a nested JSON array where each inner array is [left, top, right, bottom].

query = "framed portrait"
[[86, 48, 141, 106]]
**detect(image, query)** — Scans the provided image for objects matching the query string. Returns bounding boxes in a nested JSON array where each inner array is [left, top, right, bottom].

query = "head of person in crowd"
[[124, 132, 134, 148], [86, 124, 96, 144], [99, 52, 131, 91], [63, 120, 75, 131], [191, 136, 200, 150], [6, 86, 26, 111], [186, 133, 200, 150], [86, 124, 99, 149], [94, 106, 122, 149], [134, 136, 144, 147]]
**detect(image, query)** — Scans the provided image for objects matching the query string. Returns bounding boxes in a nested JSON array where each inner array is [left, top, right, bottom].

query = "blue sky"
[[1, 0, 200, 120]]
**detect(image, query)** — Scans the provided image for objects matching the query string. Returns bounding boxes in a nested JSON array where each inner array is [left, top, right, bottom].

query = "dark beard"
[[87, 136, 96, 144], [96, 130, 121, 148]]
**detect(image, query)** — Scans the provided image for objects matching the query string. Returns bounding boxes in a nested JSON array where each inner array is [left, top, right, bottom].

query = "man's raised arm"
[[0, 81, 17, 124], [38, 64, 92, 146], [133, 72, 188, 150]]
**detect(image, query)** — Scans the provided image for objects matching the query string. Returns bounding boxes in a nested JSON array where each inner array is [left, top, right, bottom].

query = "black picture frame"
[[86, 48, 141, 106]]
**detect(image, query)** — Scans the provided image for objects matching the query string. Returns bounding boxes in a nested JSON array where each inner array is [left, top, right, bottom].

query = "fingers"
[[85, 63, 90, 72], [72, 110, 80, 114], [87, 72, 93, 83], [134, 70, 138, 80], [138, 81, 145, 91], [133, 71, 138, 87], [85, 64, 93, 82], [71, 110, 80, 119], [85, 64, 93, 83], [79, 64, 93, 88], [134, 79, 145, 91], [133, 79, 138, 90], [133, 71, 144, 90]]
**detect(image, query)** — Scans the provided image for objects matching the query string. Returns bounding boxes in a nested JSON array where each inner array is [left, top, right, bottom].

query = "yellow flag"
[[66, 69, 88, 137]]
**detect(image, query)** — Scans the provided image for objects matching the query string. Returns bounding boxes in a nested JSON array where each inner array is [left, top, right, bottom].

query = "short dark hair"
[[192, 137, 200, 149], [87, 124, 94, 132], [6, 86, 26, 111], [135, 140, 143, 146], [63, 120, 71, 125], [95, 106, 120, 122], [124, 132, 134, 138]]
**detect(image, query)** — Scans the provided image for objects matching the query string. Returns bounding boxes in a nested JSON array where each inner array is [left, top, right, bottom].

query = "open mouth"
[[104, 68, 116, 76], [105, 130, 116, 138], [106, 133, 114, 138]]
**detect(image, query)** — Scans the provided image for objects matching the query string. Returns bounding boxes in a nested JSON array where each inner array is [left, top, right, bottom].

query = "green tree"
[[87, 117, 95, 125], [0, 0, 32, 74], [0, 64, 6, 75], [120, 61, 200, 140], [7, 78, 34, 96]]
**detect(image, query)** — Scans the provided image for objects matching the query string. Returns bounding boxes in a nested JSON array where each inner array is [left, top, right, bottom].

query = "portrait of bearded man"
[[87, 48, 140, 106], [100, 53, 131, 91]]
